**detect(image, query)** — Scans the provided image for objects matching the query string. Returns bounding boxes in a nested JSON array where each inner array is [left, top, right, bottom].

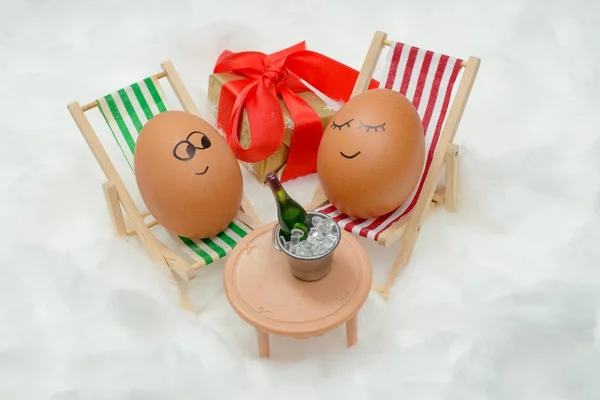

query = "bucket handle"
[[272, 224, 282, 252]]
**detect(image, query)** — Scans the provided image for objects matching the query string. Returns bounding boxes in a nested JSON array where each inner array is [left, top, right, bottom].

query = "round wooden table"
[[223, 222, 372, 358]]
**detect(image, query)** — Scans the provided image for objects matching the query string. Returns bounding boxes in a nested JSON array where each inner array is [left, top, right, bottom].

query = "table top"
[[223, 222, 372, 337]]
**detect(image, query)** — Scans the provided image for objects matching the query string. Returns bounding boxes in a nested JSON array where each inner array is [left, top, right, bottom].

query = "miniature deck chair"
[[67, 61, 260, 311], [307, 31, 480, 300]]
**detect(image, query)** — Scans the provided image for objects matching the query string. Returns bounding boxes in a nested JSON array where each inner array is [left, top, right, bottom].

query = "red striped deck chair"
[[307, 31, 481, 299], [67, 61, 261, 311]]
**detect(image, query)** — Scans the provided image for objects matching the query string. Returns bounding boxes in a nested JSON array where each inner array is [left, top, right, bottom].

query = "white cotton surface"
[[2, 0, 600, 398]]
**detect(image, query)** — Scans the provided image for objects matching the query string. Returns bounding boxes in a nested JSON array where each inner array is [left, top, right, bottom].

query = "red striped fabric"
[[316, 41, 463, 242]]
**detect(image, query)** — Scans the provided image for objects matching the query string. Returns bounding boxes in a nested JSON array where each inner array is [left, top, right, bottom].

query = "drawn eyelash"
[[358, 120, 386, 132], [331, 119, 354, 130]]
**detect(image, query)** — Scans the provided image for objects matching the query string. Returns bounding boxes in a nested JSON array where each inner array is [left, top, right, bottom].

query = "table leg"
[[346, 316, 358, 348], [256, 329, 270, 358]]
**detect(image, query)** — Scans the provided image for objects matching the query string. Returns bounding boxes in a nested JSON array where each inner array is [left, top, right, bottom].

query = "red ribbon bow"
[[213, 41, 379, 182]]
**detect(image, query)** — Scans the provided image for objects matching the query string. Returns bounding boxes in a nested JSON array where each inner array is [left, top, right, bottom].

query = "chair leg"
[[102, 181, 194, 312], [371, 201, 440, 298], [377, 198, 438, 299], [177, 290, 194, 312], [378, 149, 459, 300], [379, 226, 420, 299], [444, 144, 459, 212], [239, 197, 261, 228], [102, 181, 127, 237]]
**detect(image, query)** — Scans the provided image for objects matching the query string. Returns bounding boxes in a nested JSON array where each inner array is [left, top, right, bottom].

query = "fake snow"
[[1, 0, 599, 398]]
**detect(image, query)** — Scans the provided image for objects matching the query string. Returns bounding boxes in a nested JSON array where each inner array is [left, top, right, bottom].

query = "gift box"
[[207, 41, 379, 183], [208, 71, 334, 182]]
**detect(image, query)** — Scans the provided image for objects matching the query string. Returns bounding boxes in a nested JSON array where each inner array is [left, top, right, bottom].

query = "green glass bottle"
[[265, 172, 311, 241]]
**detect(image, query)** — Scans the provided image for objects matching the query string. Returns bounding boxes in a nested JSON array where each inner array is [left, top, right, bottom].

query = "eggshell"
[[317, 88, 425, 219], [134, 110, 243, 239]]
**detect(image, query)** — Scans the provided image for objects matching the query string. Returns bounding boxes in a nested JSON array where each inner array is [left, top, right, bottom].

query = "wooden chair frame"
[[306, 31, 481, 300], [67, 61, 261, 311]]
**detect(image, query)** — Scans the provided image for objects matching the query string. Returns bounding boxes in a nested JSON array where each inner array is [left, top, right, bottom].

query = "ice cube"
[[322, 218, 335, 232], [295, 246, 311, 257], [285, 218, 339, 257], [289, 233, 301, 253], [309, 242, 321, 253], [321, 237, 335, 250], [315, 223, 328, 235], [311, 215, 324, 228], [294, 240, 310, 253], [308, 245, 325, 257], [325, 231, 338, 242], [308, 228, 324, 242]]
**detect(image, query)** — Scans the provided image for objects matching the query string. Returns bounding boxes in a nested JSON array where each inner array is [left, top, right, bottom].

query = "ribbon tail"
[[284, 50, 380, 102], [279, 89, 324, 182], [268, 41, 307, 62], [217, 78, 253, 136], [238, 78, 286, 162], [214, 42, 307, 73], [225, 82, 257, 158]]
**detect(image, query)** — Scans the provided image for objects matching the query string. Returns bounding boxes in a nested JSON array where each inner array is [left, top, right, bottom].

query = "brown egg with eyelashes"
[[317, 88, 425, 219], [134, 110, 243, 239]]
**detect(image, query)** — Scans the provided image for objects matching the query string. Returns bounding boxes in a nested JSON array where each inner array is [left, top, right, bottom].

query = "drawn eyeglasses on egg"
[[173, 131, 212, 161]]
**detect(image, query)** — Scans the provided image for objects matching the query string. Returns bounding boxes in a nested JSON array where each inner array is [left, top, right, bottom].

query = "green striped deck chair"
[[68, 61, 259, 288]]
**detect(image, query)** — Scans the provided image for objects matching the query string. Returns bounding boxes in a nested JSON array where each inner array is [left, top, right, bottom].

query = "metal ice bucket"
[[272, 211, 342, 282]]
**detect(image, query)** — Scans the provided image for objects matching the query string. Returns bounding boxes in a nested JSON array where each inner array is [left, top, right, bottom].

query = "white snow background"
[[1, 0, 600, 399]]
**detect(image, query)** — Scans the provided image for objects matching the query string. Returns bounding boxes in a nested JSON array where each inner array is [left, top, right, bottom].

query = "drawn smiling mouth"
[[195, 166, 209, 176], [340, 151, 361, 159]]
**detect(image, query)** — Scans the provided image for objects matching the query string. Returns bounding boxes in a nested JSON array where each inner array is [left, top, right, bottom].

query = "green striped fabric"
[[96, 77, 250, 266]]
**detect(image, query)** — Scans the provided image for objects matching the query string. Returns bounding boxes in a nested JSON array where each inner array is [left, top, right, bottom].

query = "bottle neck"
[[265, 174, 287, 203]]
